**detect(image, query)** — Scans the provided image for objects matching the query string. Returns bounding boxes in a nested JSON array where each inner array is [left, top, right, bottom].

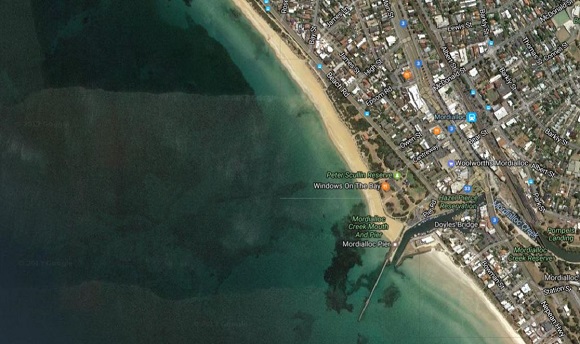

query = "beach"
[[230, 0, 404, 242], [178, 2, 527, 342], [0, 1, 536, 342], [418, 250, 526, 344]]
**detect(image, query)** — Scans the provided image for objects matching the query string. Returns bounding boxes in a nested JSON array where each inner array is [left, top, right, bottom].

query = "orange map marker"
[[381, 182, 390, 191], [433, 127, 441, 135], [402, 70, 412, 80]]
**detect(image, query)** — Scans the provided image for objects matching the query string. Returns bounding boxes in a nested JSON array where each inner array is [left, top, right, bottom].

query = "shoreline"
[[228, 4, 525, 343], [425, 250, 526, 344], [230, 0, 404, 241]]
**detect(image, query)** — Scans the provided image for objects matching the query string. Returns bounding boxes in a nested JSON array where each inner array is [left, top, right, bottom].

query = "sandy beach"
[[231, 0, 404, 241], [228, 4, 526, 342], [423, 250, 526, 344]]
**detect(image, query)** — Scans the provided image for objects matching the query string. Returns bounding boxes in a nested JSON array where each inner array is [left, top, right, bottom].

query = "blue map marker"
[[528, 178, 534, 185], [364, 110, 370, 117], [448, 160, 455, 168], [491, 216, 499, 225], [265, 6, 271, 11], [470, 89, 476, 96], [486, 104, 492, 111], [400, 19, 408, 28], [415, 59, 423, 68], [488, 40, 494, 46], [316, 63, 323, 69], [448, 125, 456, 133], [463, 185, 472, 193], [264, 0, 269, 3]]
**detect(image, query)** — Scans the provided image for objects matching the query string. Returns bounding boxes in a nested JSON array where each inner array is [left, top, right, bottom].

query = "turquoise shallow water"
[[0, 0, 518, 343]]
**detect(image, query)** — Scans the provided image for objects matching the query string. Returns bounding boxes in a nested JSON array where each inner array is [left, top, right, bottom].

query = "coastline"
[[230, 0, 404, 241], [424, 250, 526, 344], [227, 3, 526, 343]]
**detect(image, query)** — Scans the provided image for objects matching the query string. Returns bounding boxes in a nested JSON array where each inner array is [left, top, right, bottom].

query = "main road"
[[265, 3, 440, 196]]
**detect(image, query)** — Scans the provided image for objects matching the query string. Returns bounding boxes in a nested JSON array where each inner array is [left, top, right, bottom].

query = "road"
[[267, 0, 564, 239], [267, 5, 440, 197]]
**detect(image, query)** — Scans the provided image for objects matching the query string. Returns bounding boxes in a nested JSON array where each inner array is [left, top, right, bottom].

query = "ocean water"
[[0, 0, 517, 343]]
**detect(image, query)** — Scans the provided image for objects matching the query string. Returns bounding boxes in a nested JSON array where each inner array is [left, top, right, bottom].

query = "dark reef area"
[[323, 203, 367, 313], [378, 283, 401, 308]]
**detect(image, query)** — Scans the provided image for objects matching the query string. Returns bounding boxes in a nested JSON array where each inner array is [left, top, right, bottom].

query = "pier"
[[358, 208, 466, 321], [358, 249, 393, 322]]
